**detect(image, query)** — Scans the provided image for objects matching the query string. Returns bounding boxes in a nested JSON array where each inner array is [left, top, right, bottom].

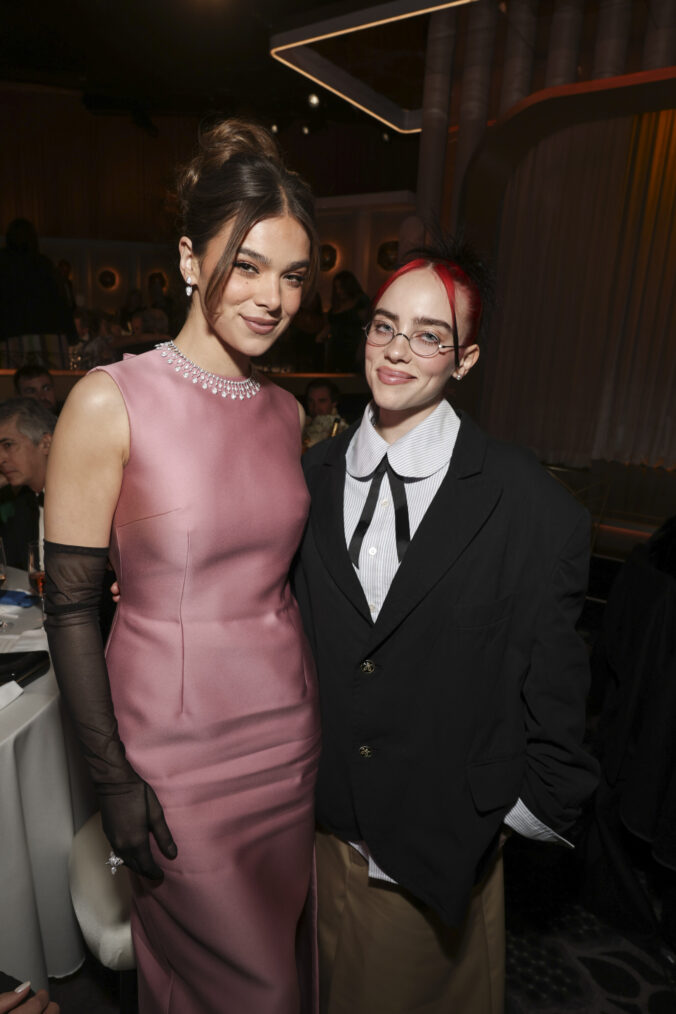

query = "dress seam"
[[178, 529, 189, 712]]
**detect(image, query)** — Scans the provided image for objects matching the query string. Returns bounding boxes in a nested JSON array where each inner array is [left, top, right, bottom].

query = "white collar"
[[346, 399, 460, 479]]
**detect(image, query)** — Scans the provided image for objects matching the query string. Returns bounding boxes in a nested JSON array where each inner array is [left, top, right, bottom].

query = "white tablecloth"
[[0, 567, 96, 990]]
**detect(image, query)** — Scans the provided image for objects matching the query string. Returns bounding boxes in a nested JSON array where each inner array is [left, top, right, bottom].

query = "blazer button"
[[360, 659, 376, 674], [359, 745, 373, 759]]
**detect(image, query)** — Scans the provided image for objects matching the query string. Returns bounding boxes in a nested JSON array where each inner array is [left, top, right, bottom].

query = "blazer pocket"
[[467, 754, 524, 813], [450, 593, 514, 629]]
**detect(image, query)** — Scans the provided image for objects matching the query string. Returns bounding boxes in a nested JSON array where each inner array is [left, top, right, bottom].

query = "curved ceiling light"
[[270, 0, 477, 135]]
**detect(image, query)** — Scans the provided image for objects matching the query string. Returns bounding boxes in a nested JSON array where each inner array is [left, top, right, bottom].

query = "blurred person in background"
[[321, 270, 369, 373], [302, 379, 348, 450], [288, 290, 325, 371], [13, 365, 60, 414], [56, 259, 76, 312], [0, 398, 54, 567], [0, 219, 75, 368], [120, 288, 145, 332]]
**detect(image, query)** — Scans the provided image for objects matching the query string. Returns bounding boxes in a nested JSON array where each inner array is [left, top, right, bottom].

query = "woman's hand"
[[0, 983, 59, 1014], [110, 580, 121, 604], [100, 778, 177, 882]]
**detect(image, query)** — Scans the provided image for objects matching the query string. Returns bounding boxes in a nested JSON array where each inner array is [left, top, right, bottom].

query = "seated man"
[[0, 398, 55, 567], [13, 364, 60, 414], [303, 379, 349, 449]]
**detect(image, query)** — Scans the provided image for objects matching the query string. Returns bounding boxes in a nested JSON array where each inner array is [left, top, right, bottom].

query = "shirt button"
[[368, 546, 377, 556], [380, 498, 389, 507], [360, 659, 376, 674], [359, 745, 373, 759]]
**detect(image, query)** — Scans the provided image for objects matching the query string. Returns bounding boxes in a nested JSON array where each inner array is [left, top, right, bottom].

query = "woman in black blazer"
[[294, 239, 598, 1014]]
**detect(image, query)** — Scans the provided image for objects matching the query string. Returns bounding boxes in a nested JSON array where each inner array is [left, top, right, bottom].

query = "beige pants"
[[316, 829, 505, 1014]]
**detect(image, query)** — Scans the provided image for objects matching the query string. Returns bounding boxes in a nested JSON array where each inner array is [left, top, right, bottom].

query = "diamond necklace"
[[157, 340, 261, 400]]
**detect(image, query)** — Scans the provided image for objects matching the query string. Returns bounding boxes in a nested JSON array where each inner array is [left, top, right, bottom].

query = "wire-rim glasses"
[[364, 318, 463, 362]]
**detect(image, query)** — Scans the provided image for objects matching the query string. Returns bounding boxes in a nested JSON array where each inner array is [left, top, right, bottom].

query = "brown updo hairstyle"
[[176, 118, 319, 315]]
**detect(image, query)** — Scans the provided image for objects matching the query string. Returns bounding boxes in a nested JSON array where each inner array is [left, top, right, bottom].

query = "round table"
[[0, 567, 96, 990]]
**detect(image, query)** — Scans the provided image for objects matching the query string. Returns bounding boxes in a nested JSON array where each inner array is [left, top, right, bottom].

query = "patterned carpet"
[[504, 835, 676, 1014]]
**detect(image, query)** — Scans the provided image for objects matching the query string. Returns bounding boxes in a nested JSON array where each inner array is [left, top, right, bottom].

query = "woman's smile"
[[375, 366, 416, 385], [240, 315, 280, 335]]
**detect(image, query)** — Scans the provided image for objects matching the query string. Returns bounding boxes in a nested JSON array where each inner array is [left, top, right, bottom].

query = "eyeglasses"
[[364, 318, 463, 360]]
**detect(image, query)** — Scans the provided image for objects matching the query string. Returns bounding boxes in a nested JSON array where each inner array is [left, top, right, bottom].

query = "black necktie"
[[348, 454, 412, 569]]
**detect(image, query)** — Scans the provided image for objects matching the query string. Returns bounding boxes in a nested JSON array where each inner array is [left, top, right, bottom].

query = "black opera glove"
[[44, 541, 177, 882]]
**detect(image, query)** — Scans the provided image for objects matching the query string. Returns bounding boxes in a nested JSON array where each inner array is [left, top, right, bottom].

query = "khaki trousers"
[[316, 829, 505, 1014]]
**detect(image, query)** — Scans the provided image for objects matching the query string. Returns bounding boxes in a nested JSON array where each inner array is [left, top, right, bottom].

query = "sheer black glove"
[[44, 541, 177, 881]]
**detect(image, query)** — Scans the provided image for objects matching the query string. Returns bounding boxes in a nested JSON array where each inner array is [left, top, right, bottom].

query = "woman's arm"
[[45, 371, 129, 545], [44, 372, 177, 881]]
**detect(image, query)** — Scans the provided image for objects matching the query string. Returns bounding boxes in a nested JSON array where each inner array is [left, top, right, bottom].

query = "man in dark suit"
[[293, 243, 598, 1013], [0, 398, 55, 568]]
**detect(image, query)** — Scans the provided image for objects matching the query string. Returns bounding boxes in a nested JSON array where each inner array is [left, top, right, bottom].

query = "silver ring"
[[106, 851, 124, 876]]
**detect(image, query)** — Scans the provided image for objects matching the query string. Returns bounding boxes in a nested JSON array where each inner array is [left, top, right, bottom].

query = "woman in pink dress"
[[44, 119, 321, 1014]]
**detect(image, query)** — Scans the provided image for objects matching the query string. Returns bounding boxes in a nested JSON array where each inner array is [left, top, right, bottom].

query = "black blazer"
[[0, 484, 39, 569], [294, 412, 599, 926]]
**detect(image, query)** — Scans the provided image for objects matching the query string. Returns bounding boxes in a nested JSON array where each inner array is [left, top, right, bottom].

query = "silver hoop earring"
[[185, 276, 193, 297]]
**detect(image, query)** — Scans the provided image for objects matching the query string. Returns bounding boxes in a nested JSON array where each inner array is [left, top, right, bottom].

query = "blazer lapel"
[[307, 427, 372, 624], [368, 414, 503, 647]]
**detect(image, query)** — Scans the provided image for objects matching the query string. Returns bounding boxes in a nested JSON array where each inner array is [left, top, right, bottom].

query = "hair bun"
[[199, 118, 280, 170], [177, 118, 282, 215]]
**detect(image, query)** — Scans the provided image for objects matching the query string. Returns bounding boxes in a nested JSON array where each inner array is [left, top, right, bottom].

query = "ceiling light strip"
[[276, 46, 422, 133], [270, 0, 477, 134], [270, 0, 475, 50]]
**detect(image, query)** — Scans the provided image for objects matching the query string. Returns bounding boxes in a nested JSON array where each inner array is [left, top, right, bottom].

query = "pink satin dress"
[[96, 349, 320, 1014]]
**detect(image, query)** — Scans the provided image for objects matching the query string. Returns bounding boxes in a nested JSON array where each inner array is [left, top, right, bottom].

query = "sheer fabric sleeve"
[[44, 540, 176, 880]]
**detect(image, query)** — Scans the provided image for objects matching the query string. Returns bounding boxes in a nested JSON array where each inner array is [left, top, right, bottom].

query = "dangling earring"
[[185, 276, 193, 297]]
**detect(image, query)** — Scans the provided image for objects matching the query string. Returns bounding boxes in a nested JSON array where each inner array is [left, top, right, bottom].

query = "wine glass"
[[27, 539, 45, 606]]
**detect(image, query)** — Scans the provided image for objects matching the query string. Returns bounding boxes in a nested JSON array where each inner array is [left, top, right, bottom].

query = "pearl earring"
[[185, 276, 193, 297]]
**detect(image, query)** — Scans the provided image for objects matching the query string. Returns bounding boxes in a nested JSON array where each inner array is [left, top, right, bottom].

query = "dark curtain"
[[479, 108, 676, 468], [0, 89, 198, 242]]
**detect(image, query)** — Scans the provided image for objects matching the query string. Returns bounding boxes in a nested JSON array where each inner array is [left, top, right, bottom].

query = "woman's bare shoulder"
[[54, 370, 130, 462], [64, 369, 125, 412]]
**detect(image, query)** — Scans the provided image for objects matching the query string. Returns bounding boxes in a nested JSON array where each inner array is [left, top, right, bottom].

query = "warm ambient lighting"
[[270, 0, 477, 134]]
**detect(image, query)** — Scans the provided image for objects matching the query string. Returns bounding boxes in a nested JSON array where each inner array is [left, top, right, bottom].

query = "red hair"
[[373, 257, 482, 347]]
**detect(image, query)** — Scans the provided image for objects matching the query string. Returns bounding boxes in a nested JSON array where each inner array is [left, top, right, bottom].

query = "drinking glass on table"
[[27, 539, 46, 603]]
